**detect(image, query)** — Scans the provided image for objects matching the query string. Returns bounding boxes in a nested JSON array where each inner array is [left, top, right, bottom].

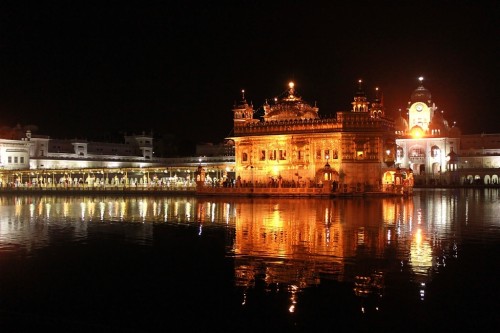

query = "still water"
[[0, 189, 498, 332]]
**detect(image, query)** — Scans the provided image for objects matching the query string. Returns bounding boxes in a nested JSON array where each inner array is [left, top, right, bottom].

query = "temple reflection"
[[210, 195, 453, 313], [0, 192, 469, 313]]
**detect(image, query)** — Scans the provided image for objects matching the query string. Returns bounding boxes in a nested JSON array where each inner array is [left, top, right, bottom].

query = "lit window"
[[260, 150, 266, 161], [279, 150, 286, 160], [431, 146, 440, 158], [410, 148, 425, 158], [396, 147, 404, 159]]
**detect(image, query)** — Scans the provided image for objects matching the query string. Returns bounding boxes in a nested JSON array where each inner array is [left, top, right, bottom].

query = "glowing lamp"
[[411, 126, 424, 138]]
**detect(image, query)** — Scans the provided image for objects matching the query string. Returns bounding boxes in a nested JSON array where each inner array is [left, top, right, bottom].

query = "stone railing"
[[0, 184, 196, 194], [197, 186, 326, 197], [234, 118, 342, 136]]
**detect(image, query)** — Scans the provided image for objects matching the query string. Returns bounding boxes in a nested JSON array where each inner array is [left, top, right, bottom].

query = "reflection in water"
[[0, 195, 201, 252], [0, 189, 499, 322]]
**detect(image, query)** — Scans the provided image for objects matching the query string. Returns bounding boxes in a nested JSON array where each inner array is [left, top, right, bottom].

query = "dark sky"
[[0, 1, 498, 144]]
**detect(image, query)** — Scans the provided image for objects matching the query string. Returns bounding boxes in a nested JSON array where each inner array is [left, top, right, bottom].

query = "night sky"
[[0, 1, 498, 148]]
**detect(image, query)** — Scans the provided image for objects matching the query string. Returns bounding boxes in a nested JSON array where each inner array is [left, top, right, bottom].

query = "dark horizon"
[[1, 2, 498, 144]]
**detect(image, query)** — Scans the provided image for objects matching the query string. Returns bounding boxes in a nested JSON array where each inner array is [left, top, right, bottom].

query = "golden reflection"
[[164, 201, 169, 222], [210, 202, 216, 223], [107, 201, 114, 219], [45, 203, 51, 219], [30, 203, 35, 219], [267, 205, 284, 229], [139, 200, 148, 219], [87, 200, 95, 219], [15, 200, 21, 218], [288, 284, 298, 313], [174, 201, 179, 218], [63, 201, 69, 218], [410, 228, 433, 276], [120, 200, 126, 220], [356, 227, 365, 245], [185, 202, 191, 221], [228, 196, 444, 314], [153, 201, 158, 217], [0, 194, 466, 313], [80, 202, 86, 220], [113, 200, 119, 218], [99, 202, 105, 220], [383, 201, 396, 224]]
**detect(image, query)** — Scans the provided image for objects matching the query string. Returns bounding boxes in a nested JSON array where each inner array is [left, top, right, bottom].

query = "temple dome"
[[263, 82, 319, 121], [410, 85, 432, 104]]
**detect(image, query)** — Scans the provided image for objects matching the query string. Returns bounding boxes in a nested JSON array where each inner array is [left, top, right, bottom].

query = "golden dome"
[[264, 82, 319, 121]]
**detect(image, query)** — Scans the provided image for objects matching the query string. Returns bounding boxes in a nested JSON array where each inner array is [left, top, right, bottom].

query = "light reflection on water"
[[0, 188, 499, 331], [1, 190, 499, 276]]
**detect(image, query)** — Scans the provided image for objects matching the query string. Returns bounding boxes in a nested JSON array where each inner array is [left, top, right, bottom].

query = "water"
[[0, 189, 498, 332]]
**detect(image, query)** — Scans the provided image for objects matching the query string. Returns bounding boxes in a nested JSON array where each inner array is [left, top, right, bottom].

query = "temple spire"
[[418, 76, 424, 86], [370, 86, 384, 118], [352, 79, 369, 112]]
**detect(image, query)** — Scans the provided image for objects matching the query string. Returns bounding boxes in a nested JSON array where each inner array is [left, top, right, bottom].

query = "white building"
[[0, 137, 31, 170], [395, 77, 500, 185], [0, 127, 235, 188], [25, 130, 163, 170]]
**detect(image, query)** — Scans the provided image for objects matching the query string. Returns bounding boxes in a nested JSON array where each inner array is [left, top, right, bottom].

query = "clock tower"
[[407, 77, 436, 133]]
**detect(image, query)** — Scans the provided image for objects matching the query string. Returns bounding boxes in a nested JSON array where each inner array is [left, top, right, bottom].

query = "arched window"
[[396, 146, 404, 159], [431, 145, 440, 158], [333, 149, 338, 159], [409, 147, 425, 158]]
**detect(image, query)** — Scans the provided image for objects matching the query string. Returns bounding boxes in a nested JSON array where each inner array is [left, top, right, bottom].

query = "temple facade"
[[227, 81, 411, 194]]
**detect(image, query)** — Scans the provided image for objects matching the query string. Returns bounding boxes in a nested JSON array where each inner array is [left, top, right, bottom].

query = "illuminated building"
[[0, 137, 31, 170], [394, 77, 500, 185], [1, 77, 498, 189], [226, 81, 411, 194], [26, 131, 159, 169], [0, 130, 234, 189]]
